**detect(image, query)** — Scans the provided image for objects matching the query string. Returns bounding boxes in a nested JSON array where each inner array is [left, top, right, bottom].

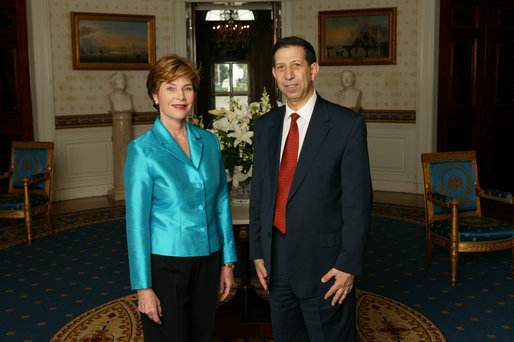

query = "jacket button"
[[198, 204, 204, 210]]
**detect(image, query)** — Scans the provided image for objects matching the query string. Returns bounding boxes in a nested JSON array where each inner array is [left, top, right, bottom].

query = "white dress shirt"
[[279, 91, 317, 161]]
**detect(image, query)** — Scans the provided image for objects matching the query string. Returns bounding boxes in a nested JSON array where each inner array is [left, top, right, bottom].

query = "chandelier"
[[211, 10, 250, 49]]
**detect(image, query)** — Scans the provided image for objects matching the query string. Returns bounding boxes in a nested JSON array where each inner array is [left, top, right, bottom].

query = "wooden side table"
[[213, 203, 273, 339]]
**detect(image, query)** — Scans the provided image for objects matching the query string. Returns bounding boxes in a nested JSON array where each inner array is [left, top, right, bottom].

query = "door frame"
[[171, 0, 295, 59]]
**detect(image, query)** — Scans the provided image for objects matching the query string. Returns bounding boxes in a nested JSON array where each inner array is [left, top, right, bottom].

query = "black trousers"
[[269, 228, 357, 342], [140, 251, 221, 342]]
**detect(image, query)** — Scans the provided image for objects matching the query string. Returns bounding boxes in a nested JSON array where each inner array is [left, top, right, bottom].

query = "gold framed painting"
[[318, 8, 397, 65], [71, 12, 156, 70]]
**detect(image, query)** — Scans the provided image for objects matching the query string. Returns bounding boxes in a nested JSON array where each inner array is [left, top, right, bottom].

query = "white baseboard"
[[371, 179, 423, 194], [54, 184, 113, 201]]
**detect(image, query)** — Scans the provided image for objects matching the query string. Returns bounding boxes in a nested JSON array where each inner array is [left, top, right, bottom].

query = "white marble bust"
[[337, 70, 362, 112], [108, 72, 133, 113]]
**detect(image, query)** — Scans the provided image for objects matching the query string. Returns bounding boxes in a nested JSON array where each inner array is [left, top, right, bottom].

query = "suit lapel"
[[267, 107, 286, 202], [288, 96, 330, 201], [152, 118, 200, 168], [187, 124, 203, 170]]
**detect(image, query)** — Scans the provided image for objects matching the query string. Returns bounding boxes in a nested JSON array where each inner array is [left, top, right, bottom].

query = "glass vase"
[[230, 178, 251, 205]]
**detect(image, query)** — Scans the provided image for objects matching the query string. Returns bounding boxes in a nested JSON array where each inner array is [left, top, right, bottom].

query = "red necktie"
[[274, 113, 300, 234]]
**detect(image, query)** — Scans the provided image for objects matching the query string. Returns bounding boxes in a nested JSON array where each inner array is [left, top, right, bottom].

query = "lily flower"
[[231, 165, 250, 188], [203, 88, 272, 191], [228, 126, 253, 147]]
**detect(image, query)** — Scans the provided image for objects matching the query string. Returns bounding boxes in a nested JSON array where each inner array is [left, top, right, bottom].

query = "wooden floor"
[[51, 195, 124, 215], [51, 191, 426, 214]]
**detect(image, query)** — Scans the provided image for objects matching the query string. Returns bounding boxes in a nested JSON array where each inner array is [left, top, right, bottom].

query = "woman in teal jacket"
[[124, 54, 237, 341]]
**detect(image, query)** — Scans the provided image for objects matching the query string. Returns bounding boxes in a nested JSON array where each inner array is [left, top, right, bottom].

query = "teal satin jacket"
[[124, 117, 237, 290]]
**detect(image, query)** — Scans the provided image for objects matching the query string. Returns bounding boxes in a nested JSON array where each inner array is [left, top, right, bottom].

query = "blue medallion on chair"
[[429, 160, 477, 213], [12, 148, 48, 190]]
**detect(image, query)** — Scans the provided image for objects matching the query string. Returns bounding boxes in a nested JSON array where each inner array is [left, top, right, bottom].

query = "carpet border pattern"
[[51, 287, 446, 342]]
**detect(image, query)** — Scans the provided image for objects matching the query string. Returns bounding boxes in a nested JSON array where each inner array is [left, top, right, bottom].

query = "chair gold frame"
[[0, 141, 54, 244], [421, 151, 513, 285]]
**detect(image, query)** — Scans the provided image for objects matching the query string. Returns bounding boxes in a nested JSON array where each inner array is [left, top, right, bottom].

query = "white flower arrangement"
[[193, 88, 271, 189]]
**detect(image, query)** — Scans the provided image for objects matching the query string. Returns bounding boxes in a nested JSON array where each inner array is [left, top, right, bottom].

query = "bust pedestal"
[[108, 110, 132, 201]]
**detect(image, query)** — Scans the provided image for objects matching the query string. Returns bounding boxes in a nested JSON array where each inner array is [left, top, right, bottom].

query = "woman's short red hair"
[[146, 54, 200, 105]]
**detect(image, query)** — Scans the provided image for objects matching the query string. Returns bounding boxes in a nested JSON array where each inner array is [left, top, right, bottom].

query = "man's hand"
[[321, 268, 355, 306], [253, 259, 268, 292], [137, 288, 162, 324], [218, 264, 235, 302]]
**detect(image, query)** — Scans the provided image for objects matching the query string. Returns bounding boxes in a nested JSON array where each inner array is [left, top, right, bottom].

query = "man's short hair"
[[272, 36, 317, 67]]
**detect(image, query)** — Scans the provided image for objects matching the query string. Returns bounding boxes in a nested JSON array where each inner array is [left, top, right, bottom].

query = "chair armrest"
[[478, 188, 514, 204], [21, 172, 50, 186], [0, 171, 12, 179], [427, 192, 457, 208]]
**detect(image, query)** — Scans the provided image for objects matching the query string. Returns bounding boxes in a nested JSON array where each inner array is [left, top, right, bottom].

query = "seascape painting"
[[78, 20, 149, 64], [71, 13, 155, 70], [326, 15, 390, 59], [319, 8, 396, 65]]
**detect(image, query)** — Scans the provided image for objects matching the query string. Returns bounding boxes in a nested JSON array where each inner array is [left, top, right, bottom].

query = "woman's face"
[[152, 76, 195, 124]]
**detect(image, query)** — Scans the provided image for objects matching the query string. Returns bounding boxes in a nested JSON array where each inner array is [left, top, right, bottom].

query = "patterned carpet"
[[51, 278, 445, 342], [0, 206, 125, 249], [361, 204, 513, 342], [1, 203, 512, 341]]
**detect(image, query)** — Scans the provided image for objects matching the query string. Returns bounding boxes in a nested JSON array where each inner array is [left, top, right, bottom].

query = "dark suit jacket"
[[249, 94, 372, 298]]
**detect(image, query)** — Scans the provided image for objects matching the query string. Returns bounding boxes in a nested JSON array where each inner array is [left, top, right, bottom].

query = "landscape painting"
[[71, 13, 155, 70], [318, 8, 396, 65]]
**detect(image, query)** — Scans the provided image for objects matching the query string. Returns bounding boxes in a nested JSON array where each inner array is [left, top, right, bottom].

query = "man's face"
[[272, 46, 319, 110]]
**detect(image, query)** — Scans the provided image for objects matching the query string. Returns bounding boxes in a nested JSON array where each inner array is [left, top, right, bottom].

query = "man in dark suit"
[[249, 36, 372, 341]]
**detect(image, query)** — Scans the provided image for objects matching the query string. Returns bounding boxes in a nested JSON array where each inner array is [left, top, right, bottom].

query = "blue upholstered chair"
[[421, 151, 513, 285], [0, 141, 54, 244]]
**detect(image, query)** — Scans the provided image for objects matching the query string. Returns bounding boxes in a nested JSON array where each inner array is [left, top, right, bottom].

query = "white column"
[[416, 0, 440, 193], [108, 111, 132, 201], [26, 0, 55, 142]]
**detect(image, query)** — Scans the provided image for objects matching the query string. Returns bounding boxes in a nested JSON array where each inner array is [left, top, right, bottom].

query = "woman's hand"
[[218, 263, 235, 302], [137, 288, 162, 324]]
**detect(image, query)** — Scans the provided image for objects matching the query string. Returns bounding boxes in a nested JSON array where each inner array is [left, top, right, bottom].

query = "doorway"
[[191, 2, 279, 124], [437, 0, 514, 192], [0, 0, 34, 190]]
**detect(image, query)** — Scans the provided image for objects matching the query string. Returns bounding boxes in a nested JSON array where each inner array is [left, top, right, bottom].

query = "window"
[[214, 62, 249, 109], [205, 9, 255, 21]]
